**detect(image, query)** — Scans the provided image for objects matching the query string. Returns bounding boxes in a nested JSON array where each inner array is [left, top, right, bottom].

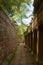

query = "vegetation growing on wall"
[[0, 0, 32, 42]]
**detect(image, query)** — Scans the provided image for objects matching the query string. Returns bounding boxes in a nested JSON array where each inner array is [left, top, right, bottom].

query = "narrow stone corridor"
[[9, 43, 35, 65], [0, 0, 43, 65]]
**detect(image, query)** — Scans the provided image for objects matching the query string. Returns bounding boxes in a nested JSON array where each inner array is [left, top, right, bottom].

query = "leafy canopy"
[[0, 0, 31, 15], [0, 0, 31, 42]]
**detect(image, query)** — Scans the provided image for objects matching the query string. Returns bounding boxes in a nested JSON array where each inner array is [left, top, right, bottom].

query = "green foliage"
[[0, 0, 31, 15], [11, 2, 30, 25], [15, 24, 27, 42], [0, 0, 31, 24], [0, 0, 13, 14], [0, 0, 31, 42]]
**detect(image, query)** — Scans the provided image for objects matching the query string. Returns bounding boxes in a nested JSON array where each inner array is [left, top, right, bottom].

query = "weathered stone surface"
[[0, 7, 18, 64]]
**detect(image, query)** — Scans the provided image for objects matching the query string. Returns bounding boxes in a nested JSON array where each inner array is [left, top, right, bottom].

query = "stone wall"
[[0, 7, 18, 64], [24, 1, 43, 65]]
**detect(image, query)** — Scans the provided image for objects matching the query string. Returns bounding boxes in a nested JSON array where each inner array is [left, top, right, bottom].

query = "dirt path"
[[9, 43, 35, 65]]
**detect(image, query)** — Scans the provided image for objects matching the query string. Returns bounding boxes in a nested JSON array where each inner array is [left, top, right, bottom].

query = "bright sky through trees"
[[0, 0, 34, 42], [22, 0, 34, 26]]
